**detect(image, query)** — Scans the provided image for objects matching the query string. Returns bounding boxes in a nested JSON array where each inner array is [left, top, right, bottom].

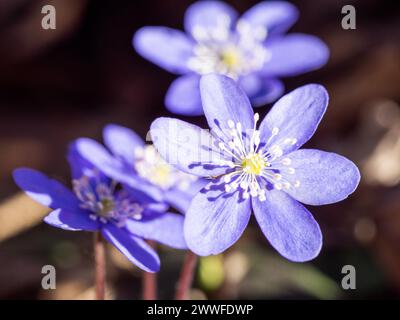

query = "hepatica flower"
[[151, 74, 360, 261], [134, 0, 329, 115], [75, 124, 204, 213], [13, 144, 187, 272]]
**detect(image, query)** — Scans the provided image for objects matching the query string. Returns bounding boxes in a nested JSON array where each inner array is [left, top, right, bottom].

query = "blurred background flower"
[[133, 0, 328, 115], [0, 0, 399, 299]]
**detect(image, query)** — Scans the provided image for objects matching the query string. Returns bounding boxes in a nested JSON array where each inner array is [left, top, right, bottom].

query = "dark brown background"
[[0, 0, 399, 299]]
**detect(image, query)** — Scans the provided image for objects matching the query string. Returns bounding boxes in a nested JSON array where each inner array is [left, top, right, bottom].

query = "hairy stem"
[[94, 232, 106, 300], [143, 271, 157, 300], [175, 251, 198, 300], [143, 241, 157, 300]]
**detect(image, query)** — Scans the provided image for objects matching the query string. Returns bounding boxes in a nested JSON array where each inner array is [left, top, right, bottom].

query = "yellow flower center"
[[99, 198, 115, 216], [220, 48, 241, 69], [150, 163, 173, 187], [134, 145, 197, 190], [242, 152, 266, 175]]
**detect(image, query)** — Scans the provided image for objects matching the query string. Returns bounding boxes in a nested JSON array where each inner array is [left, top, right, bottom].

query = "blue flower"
[[74, 124, 205, 213], [150, 74, 360, 262], [13, 143, 188, 272], [133, 0, 329, 116]]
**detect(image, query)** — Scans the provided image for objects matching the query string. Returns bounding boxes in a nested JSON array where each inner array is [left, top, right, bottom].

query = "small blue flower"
[[133, 0, 329, 116], [13, 143, 188, 272], [150, 74, 360, 262], [74, 124, 205, 213]]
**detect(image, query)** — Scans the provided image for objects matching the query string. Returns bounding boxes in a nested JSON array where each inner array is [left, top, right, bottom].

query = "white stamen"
[[208, 120, 301, 202], [100, 217, 107, 224], [254, 132, 260, 147], [273, 173, 282, 181], [187, 19, 269, 78], [258, 190, 266, 202], [133, 213, 142, 220], [270, 145, 283, 157], [284, 138, 297, 145], [250, 189, 258, 197], [240, 181, 248, 189], [73, 172, 148, 226], [274, 183, 283, 190]]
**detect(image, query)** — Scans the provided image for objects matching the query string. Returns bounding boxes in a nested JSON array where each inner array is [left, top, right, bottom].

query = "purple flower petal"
[[164, 179, 207, 213], [184, 0, 238, 36], [262, 34, 329, 77], [68, 142, 112, 190], [75, 138, 127, 178], [259, 84, 328, 155], [126, 213, 187, 249], [284, 149, 361, 205], [75, 138, 163, 202], [252, 190, 322, 262], [151, 117, 227, 177], [67, 142, 98, 179], [164, 188, 192, 214], [102, 224, 160, 272], [241, 1, 299, 36], [122, 184, 167, 209], [145, 201, 169, 214], [200, 74, 254, 134], [13, 168, 79, 212], [184, 182, 251, 256], [239, 74, 284, 107], [103, 124, 144, 163], [133, 26, 194, 74], [44, 208, 100, 231], [165, 74, 203, 116]]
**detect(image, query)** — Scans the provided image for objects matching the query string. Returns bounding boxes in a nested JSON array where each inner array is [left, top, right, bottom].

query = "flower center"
[[134, 145, 198, 190], [242, 152, 266, 175], [220, 47, 241, 69], [187, 16, 270, 79], [98, 198, 115, 217], [208, 113, 301, 201], [73, 172, 144, 226]]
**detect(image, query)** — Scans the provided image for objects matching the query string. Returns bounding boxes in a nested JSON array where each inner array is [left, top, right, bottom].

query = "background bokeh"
[[0, 0, 399, 299]]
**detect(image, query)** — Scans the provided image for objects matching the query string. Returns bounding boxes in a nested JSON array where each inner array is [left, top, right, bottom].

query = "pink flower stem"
[[94, 232, 106, 300], [175, 251, 198, 300], [143, 241, 157, 300]]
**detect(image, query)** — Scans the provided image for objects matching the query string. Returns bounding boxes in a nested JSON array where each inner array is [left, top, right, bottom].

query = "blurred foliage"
[[198, 255, 225, 292]]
